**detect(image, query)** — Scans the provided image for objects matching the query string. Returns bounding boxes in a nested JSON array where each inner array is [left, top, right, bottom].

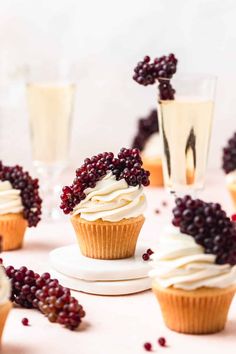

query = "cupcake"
[[222, 132, 236, 209], [150, 195, 236, 334], [0, 265, 12, 345], [0, 162, 42, 251], [60, 148, 149, 259], [132, 110, 163, 187]]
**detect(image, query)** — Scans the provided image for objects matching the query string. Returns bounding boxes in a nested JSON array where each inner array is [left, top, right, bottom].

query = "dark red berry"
[[144, 342, 152, 351], [132, 109, 158, 152], [142, 253, 150, 261], [22, 318, 29, 326], [0, 162, 42, 226], [147, 249, 154, 256], [172, 196, 236, 265], [133, 53, 178, 100], [222, 132, 236, 174], [61, 148, 150, 214], [158, 337, 166, 347]]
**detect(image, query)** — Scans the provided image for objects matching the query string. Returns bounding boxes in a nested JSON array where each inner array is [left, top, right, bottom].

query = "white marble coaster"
[[50, 269, 151, 295], [49, 244, 152, 281]]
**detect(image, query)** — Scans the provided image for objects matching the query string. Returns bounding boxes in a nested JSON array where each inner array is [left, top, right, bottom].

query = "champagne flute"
[[26, 62, 76, 220], [157, 74, 216, 196]]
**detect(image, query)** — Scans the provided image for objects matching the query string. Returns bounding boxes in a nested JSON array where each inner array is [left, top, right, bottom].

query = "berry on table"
[[142, 253, 150, 261], [22, 318, 29, 326], [172, 195, 236, 265], [60, 148, 150, 215], [147, 249, 154, 256], [158, 337, 166, 347], [5, 265, 85, 330], [144, 342, 152, 351]]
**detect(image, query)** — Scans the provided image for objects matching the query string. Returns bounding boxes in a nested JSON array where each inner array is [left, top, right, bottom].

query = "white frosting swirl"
[[0, 266, 11, 305], [149, 227, 236, 290], [0, 181, 23, 214], [226, 170, 236, 185], [142, 133, 162, 159], [72, 172, 146, 222]]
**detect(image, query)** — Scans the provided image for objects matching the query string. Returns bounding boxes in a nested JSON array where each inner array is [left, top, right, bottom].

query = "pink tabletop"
[[1, 172, 236, 354]]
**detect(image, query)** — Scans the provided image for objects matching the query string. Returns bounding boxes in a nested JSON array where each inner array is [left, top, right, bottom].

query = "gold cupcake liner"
[[227, 183, 236, 210], [0, 301, 12, 345], [142, 156, 163, 187], [70, 215, 145, 259], [152, 282, 236, 334], [0, 213, 27, 251]]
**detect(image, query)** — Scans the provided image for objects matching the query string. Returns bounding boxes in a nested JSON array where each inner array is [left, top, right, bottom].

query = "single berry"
[[60, 148, 150, 214], [222, 132, 236, 174], [22, 318, 29, 326], [172, 196, 236, 265], [147, 249, 154, 255], [158, 337, 166, 347], [132, 109, 159, 152], [0, 162, 42, 226], [142, 253, 150, 261], [144, 342, 152, 351]]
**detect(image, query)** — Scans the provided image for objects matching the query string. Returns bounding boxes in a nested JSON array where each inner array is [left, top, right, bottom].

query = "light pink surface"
[[1, 172, 236, 354]]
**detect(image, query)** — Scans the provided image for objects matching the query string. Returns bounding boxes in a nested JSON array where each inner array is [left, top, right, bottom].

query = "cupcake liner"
[[0, 213, 27, 251], [70, 215, 145, 259], [152, 282, 236, 334], [142, 157, 163, 187], [0, 301, 12, 345], [227, 183, 236, 210]]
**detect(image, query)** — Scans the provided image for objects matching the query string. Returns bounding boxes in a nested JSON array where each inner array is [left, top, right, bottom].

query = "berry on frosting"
[[5, 265, 85, 330], [60, 148, 150, 215], [0, 162, 42, 227], [132, 109, 159, 152], [222, 132, 236, 174], [172, 195, 236, 265], [133, 54, 178, 100]]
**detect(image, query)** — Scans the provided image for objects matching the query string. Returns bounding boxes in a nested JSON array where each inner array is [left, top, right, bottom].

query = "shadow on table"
[[23, 240, 61, 252], [2, 343, 33, 354]]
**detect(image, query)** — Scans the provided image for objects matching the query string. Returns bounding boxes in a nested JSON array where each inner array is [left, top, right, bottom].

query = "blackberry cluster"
[[133, 54, 178, 99], [222, 132, 236, 174], [60, 147, 150, 214], [0, 162, 42, 227], [5, 265, 85, 330], [132, 109, 158, 151], [172, 195, 236, 265]]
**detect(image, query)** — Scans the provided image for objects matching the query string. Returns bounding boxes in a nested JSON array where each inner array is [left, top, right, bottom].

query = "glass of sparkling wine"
[[26, 62, 76, 220], [157, 74, 216, 195]]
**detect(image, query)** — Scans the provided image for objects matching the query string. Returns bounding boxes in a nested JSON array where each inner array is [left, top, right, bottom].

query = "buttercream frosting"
[[149, 227, 236, 290], [0, 265, 11, 305], [72, 172, 146, 222], [0, 181, 23, 215]]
